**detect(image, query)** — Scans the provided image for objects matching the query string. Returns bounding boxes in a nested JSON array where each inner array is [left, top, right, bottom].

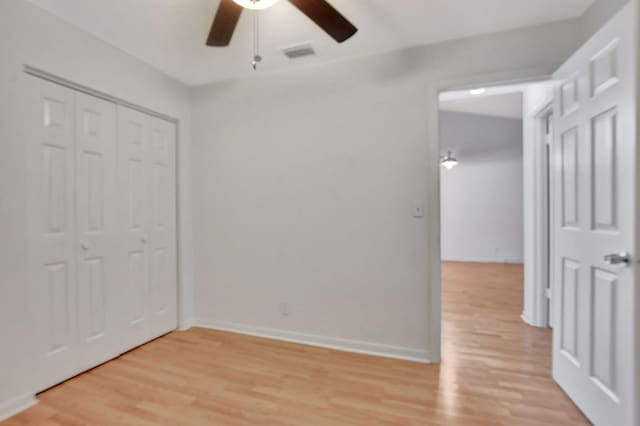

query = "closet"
[[26, 76, 177, 392]]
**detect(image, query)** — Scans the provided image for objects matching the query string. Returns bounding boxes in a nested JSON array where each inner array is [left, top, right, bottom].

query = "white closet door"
[[26, 79, 178, 392], [74, 93, 120, 370], [27, 77, 78, 391], [117, 106, 152, 349], [147, 117, 177, 338], [117, 106, 177, 350]]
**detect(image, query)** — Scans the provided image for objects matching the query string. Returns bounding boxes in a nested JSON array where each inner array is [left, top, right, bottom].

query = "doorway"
[[436, 82, 588, 423]]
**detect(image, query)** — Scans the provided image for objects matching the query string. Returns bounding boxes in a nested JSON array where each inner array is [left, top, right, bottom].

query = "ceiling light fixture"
[[233, 0, 280, 10], [469, 88, 487, 95], [440, 151, 459, 170]]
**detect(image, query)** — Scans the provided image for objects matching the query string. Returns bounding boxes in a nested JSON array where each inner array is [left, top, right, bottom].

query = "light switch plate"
[[413, 202, 424, 218]]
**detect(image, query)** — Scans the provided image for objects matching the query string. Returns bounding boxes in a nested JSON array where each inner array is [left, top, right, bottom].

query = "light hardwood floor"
[[4, 262, 588, 425]]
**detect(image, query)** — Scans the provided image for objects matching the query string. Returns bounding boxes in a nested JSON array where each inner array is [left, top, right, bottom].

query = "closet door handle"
[[141, 234, 148, 244], [81, 242, 90, 251]]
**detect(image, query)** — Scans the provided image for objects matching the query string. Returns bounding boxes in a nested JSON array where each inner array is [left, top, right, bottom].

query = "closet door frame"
[[24, 67, 182, 392]]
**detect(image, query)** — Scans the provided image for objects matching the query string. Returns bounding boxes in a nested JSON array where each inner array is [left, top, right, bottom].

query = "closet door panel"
[[75, 93, 119, 370], [27, 77, 78, 391], [27, 80, 179, 394], [148, 118, 177, 337], [117, 106, 152, 349]]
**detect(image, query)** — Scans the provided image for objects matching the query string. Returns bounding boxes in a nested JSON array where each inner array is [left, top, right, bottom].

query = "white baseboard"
[[0, 394, 37, 422], [442, 257, 524, 264], [195, 319, 432, 364], [178, 318, 196, 331], [521, 312, 534, 326], [521, 312, 548, 328]]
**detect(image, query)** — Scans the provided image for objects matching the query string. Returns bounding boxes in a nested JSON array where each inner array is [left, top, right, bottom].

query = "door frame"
[[22, 65, 186, 331], [437, 87, 556, 331], [527, 99, 555, 328], [428, 73, 551, 361]]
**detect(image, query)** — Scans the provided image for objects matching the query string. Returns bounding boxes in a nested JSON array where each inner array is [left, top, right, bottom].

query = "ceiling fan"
[[206, 0, 358, 47]]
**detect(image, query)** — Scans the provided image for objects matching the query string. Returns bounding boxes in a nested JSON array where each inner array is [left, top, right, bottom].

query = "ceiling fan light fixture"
[[469, 88, 487, 95], [232, 0, 281, 10], [441, 151, 459, 170]]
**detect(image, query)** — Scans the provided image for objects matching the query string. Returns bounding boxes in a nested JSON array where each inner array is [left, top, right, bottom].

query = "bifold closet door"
[[27, 78, 119, 390], [146, 115, 178, 339], [27, 78, 79, 391], [27, 77, 177, 393], [74, 92, 120, 372], [117, 106, 177, 351]]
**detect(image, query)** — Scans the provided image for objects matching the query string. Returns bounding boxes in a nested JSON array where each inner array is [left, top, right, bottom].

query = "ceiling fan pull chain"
[[252, 11, 262, 70]]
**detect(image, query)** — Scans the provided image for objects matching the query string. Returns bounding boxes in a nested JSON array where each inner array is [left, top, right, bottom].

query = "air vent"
[[283, 43, 315, 59]]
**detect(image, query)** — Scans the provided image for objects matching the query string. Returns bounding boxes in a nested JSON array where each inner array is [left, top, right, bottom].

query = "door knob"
[[141, 234, 148, 244], [604, 252, 631, 266], [81, 242, 90, 251]]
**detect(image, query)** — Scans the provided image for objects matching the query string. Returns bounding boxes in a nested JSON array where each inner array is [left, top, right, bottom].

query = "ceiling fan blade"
[[287, 0, 357, 43], [206, 0, 243, 47]]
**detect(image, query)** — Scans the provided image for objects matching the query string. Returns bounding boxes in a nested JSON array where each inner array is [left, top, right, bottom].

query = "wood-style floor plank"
[[3, 262, 588, 425]]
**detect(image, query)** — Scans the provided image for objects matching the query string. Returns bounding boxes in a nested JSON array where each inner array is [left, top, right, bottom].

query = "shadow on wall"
[[439, 110, 523, 162]]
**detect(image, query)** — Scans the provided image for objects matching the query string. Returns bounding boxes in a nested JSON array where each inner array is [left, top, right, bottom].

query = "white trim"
[[0, 394, 37, 422], [195, 320, 432, 364], [23, 65, 178, 123], [530, 100, 554, 328], [432, 72, 556, 363], [178, 318, 196, 331], [442, 257, 524, 264], [521, 312, 535, 326]]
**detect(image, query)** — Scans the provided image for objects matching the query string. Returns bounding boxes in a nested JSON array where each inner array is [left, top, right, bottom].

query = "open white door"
[[551, 4, 638, 426]]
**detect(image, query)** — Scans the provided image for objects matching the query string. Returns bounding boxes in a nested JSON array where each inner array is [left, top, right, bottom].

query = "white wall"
[[0, 0, 194, 414], [580, 0, 631, 40], [191, 19, 586, 362], [439, 111, 523, 264]]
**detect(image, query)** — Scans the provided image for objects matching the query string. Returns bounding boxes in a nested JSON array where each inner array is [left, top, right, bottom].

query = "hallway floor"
[[3, 262, 588, 425]]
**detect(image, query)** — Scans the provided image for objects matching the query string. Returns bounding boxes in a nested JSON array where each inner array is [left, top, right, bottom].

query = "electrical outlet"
[[279, 303, 290, 317]]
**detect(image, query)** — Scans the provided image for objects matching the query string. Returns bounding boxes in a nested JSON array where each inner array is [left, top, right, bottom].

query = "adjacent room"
[[1, 0, 638, 425], [438, 83, 585, 422]]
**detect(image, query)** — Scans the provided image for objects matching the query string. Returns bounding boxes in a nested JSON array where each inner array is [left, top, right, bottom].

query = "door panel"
[[75, 93, 119, 370], [27, 78, 78, 391], [551, 5, 637, 426], [560, 127, 579, 228], [147, 117, 177, 338], [117, 107, 177, 348], [118, 107, 152, 349], [590, 267, 617, 395], [591, 108, 617, 231], [560, 258, 580, 363]]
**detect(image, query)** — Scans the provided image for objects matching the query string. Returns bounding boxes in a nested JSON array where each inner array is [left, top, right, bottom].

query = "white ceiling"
[[439, 82, 542, 119], [440, 93, 524, 119], [27, 0, 595, 86]]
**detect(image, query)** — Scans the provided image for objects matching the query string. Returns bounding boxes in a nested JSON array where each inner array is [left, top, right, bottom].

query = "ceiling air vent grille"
[[283, 44, 315, 59]]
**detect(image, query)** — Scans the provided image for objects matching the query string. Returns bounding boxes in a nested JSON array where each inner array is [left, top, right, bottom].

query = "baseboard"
[[521, 312, 548, 328], [178, 318, 196, 331], [521, 312, 534, 326], [442, 257, 524, 264], [195, 320, 432, 364], [0, 394, 37, 422]]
